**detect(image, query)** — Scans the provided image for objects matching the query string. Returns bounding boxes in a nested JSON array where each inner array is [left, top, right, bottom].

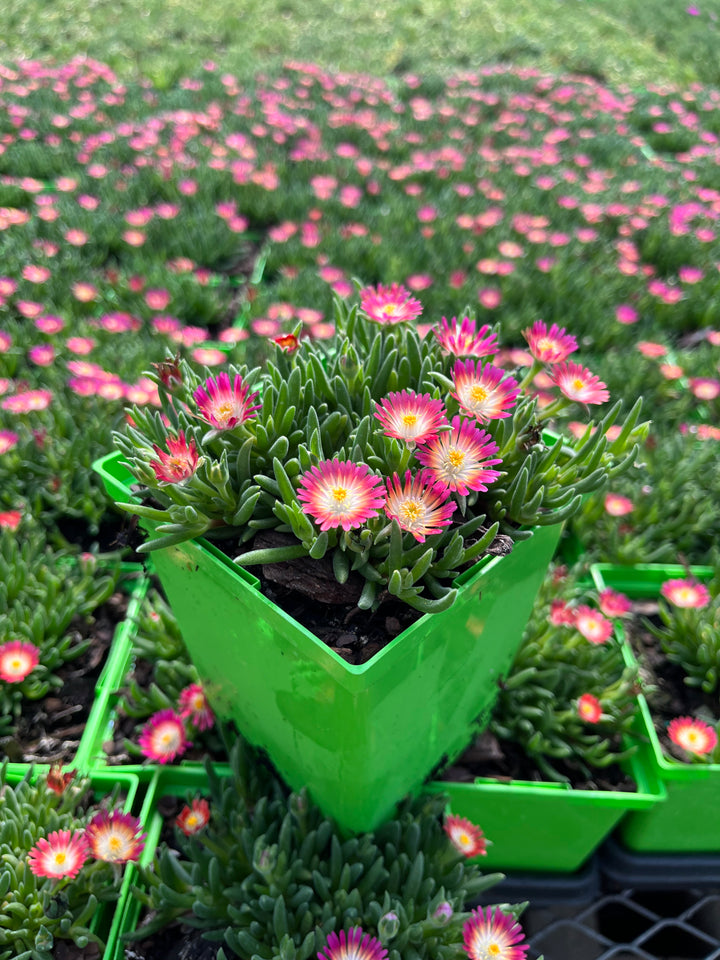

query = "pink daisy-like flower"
[[85, 810, 146, 863], [522, 320, 578, 364], [0, 640, 40, 683], [359, 283, 423, 325], [575, 606, 613, 645], [577, 693, 603, 723], [451, 359, 520, 423], [598, 588, 632, 618], [178, 683, 215, 731], [668, 717, 717, 756], [28, 830, 89, 880], [660, 578, 710, 609], [689, 377, 720, 401], [317, 927, 389, 960], [415, 415, 502, 495], [176, 798, 211, 836], [384, 470, 456, 543], [297, 459, 385, 532], [149, 432, 199, 484], [444, 814, 487, 857], [272, 332, 301, 352], [193, 373, 260, 430], [374, 390, 448, 446], [550, 362, 609, 405], [1, 389, 53, 413], [549, 599, 576, 626], [604, 493, 634, 517], [433, 316, 499, 358], [463, 906, 530, 960], [138, 709, 190, 764], [0, 430, 19, 454]]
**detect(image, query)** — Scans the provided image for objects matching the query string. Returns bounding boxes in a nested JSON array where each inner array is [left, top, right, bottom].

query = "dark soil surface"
[[0, 590, 129, 765], [124, 924, 231, 960], [439, 729, 638, 792]]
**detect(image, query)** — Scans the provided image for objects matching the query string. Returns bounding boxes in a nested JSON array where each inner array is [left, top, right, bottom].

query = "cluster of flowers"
[[137, 682, 215, 764], [27, 768, 145, 880]]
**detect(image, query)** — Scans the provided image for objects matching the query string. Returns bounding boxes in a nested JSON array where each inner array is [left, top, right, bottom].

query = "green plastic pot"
[[3, 766, 141, 960], [591, 563, 720, 854], [94, 450, 562, 834], [425, 738, 664, 873]]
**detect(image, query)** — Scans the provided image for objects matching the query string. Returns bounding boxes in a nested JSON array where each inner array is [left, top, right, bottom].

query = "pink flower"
[[577, 693, 603, 723], [0, 640, 40, 683], [384, 470, 456, 542], [522, 320, 578, 364], [176, 798, 211, 836], [317, 928, 388, 960], [150, 432, 199, 484], [574, 606, 613, 644], [298, 460, 385, 532], [615, 304, 638, 325], [28, 830, 89, 880], [549, 599, 576, 625], [415, 415, 502, 495], [598, 588, 632, 618], [668, 717, 717, 756], [444, 814, 487, 857], [451, 359, 520, 422], [550, 362, 609, 405], [359, 283, 423, 325], [604, 493, 634, 517], [660, 578, 710, 609], [1, 389, 53, 413], [272, 332, 301, 352], [374, 390, 448, 446], [433, 316, 499, 357], [193, 373, 260, 430], [0, 430, 19, 454], [85, 810, 146, 863], [138, 709, 191, 764], [178, 683, 215, 731], [463, 906, 529, 960], [689, 377, 720, 400], [0, 510, 22, 530]]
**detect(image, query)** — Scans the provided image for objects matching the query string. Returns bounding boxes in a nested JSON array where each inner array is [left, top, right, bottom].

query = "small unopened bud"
[[379, 911, 400, 940], [252, 843, 277, 877], [432, 901, 453, 926]]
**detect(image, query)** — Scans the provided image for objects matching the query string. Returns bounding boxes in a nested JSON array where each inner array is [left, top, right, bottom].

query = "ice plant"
[[28, 830, 89, 880], [359, 282, 422, 325], [415, 415, 502, 495], [0, 640, 40, 683], [374, 389, 448, 446], [660, 578, 710, 609], [384, 470, 456, 542], [577, 693, 603, 723], [451, 359, 521, 422], [549, 362, 609, 406], [574, 605, 613, 645], [433, 316, 499, 357], [523, 320, 578, 364], [604, 493, 634, 517], [178, 682, 215, 731], [193, 372, 261, 430], [598, 588, 632, 618], [317, 927, 389, 960], [667, 717, 718, 757], [176, 798, 211, 836], [85, 810, 146, 863], [298, 459, 386, 532], [149, 431, 199, 484], [443, 815, 487, 858], [138, 708, 191, 763], [462, 906, 529, 960]]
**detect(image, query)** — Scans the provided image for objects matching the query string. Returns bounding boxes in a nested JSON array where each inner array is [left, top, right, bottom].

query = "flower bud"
[[432, 901, 453, 926], [379, 911, 400, 940]]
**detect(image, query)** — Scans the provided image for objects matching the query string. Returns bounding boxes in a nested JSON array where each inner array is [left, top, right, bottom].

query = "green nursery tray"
[[591, 563, 720, 854]]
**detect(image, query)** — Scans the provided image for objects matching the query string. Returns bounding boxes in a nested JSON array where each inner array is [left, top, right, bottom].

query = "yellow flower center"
[[470, 385, 488, 403], [402, 413, 418, 427], [109, 836, 122, 853], [11, 658, 22, 671], [448, 449, 465, 468], [383, 304, 398, 316], [332, 486, 348, 503], [187, 814, 199, 828], [54, 852, 66, 865], [459, 832, 470, 846], [400, 500, 423, 522], [537, 337, 553, 352], [572, 378, 585, 391], [488, 944, 500, 956]]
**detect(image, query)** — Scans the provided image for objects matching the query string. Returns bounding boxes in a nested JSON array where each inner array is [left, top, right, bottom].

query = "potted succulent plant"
[[590, 562, 720, 853], [95, 284, 645, 832]]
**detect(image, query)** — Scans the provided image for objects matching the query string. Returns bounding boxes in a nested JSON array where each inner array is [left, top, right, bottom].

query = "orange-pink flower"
[[598, 588, 632, 618], [550, 362, 609, 405], [149, 432, 199, 484], [178, 683, 215, 731], [28, 830, 89, 880], [444, 814, 487, 857], [451, 359, 520, 423], [176, 798, 211, 836], [415, 415, 502, 495], [384, 470, 456, 542], [668, 717, 717, 756], [574, 606, 613, 645], [660, 578, 711, 609], [577, 693, 603, 723], [604, 493, 634, 517], [298, 459, 385, 532], [374, 390, 448, 446], [85, 810, 146, 863]]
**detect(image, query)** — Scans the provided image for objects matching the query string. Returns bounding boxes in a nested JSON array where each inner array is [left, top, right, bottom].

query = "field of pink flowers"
[[0, 56, 719, 559]]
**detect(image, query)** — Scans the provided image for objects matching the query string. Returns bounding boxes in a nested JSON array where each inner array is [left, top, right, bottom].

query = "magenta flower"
[[298, 460, 385, 532], [193, 372, 260, 430], [451, 359, 520, 422], [138, 709, 190, 764], [85, 810, 146, 863], [415, 416, 502, 495], [178, 683, 215, 731], [550, 362, 609, 405], [668, 717, 717, 756], [604, 493, 634, 517], [0, 430, 19, 454], [28, 830, 89, 880], [1, 389, 53, 413], [463, 906, 529, 960], [433, 316, 499, 357], [444, 814, 487, 857], [149, 432, 199, 484], [0, 640, 40, 683], [384, 470, 456, 542], [374, 390, 448, 446], [317, 927, 388, 960], [522, 320, 578, 364], [660, 578, 710, 609], [359, 283, 423, 325], [574, 606, 613, 645]]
